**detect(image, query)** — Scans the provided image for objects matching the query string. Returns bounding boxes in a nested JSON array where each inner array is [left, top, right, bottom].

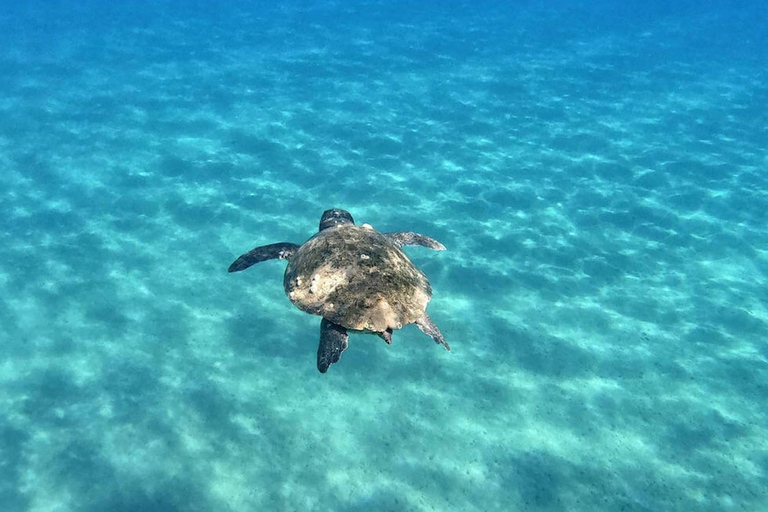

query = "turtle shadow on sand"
[[228, 208, 450, 373]]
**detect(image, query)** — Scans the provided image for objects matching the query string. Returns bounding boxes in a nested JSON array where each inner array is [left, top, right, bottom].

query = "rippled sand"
[[0, 2, 766, 511]]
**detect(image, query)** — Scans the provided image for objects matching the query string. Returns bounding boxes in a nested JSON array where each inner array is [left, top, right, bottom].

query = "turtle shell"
[[283, 224, 432, 332]]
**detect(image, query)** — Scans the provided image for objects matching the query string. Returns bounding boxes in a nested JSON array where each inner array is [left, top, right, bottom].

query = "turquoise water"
[[1, 1, 767, 511]]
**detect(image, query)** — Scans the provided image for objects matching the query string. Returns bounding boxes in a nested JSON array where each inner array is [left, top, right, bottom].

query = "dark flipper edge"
[[317, 318, 349, 373], [228, 242, 300, 273], [377, 328, 393, 345]]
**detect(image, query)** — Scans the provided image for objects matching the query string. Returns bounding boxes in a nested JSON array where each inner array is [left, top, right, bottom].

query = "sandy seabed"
[[0, 2, 766, 511]]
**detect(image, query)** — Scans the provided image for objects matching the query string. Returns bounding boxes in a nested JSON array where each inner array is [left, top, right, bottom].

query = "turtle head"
[[319, 209, 355, 231]]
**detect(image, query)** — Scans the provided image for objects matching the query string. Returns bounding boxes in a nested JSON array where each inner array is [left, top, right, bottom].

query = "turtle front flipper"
[[317, 318, 349, 373], [415, 313, 451, 351], [384, 232, 446, 251], [228, 242, 300, 273]]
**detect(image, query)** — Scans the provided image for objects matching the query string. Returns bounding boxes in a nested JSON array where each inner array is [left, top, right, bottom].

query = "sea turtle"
[[228, 208, 450, 373]]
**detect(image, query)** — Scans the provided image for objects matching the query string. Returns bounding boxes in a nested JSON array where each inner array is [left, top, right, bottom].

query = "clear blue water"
[[1, 1, 767, 511]]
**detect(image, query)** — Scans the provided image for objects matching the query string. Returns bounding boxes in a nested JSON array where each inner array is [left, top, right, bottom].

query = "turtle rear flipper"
[[377, 328, 393, 345], [384, 232, 446, 251], [228, 242, 300, 272], [415, 313, 451, 351], [317, 318, 349, 373]]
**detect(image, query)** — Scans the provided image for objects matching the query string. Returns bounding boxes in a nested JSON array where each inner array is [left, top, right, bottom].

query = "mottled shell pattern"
[[283, 223, 432, 332]]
